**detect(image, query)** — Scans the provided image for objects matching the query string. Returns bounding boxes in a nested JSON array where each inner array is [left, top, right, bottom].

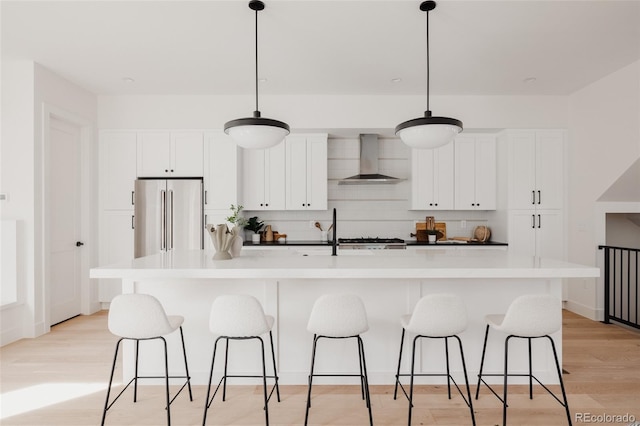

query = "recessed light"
[[122, 77, 135, 84], [523, 77, 537, 84], [391, 78, 402, 83]]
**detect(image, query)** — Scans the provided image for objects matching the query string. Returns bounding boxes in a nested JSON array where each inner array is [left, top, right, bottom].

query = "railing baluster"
[[599, 245, 640, 329]]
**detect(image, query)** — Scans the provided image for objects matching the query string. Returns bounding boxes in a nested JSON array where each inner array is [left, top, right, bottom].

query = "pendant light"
[[395, 1, 462, 149], [224, 0, 290, 149]]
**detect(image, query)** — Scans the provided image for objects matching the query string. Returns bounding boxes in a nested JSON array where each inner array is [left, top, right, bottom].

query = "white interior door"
[[49, 117, 82, 325]]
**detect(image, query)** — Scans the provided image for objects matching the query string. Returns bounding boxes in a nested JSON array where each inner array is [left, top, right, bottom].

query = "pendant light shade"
[[224, 0, 290, 149], [396, 1, 463, 149]]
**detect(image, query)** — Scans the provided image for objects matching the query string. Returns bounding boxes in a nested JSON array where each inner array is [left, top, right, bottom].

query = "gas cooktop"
[[338, 237, 406, 249]]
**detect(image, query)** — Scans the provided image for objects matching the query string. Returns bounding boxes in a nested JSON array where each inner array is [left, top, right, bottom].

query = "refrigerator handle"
[[161, 190, 166, 251], [169, 189, 174, 249]]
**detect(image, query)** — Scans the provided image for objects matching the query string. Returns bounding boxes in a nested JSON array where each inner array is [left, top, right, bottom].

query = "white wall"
[[0, 60, 98, 345], [98, 94, 568, 131], [566, 60, 640, 319], [1, 60, 36, 345]]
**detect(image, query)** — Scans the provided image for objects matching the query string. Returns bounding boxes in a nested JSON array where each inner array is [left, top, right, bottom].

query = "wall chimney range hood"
[[338, 134, 404, 185]]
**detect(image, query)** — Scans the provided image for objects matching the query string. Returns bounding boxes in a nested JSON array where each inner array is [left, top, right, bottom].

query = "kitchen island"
[[90, 248, 599, 386]]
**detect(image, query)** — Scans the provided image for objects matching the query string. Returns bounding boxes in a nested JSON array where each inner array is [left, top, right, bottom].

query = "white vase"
[[207, 224, 235, 260], [251, 233, 261, 243]]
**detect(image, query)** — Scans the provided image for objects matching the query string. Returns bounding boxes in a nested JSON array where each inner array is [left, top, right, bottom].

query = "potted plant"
[[244, 216, 264, 243], [226, 204, 248, 229]]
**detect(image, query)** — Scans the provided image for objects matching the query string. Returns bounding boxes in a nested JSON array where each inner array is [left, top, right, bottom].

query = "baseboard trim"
[[564, 300, 602, 321]]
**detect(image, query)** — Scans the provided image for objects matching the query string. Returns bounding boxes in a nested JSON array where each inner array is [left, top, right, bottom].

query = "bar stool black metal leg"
[[503, 336, 513, 426], [222, 338, 229, 401], [445, 337, 452, 399], [101, 339, 122, 426], [258, 337, 270, 426], [134, 339, 140, 402], [394, 328, 406, 400], [161, 337, 171, 426], [547, 336, 573, 426], [358, 337, 366, 401], [454, 335, 476, 426], [179, 327, 193, 401], [268, 331, 281, 402], [202, 337, 221, 426], [304, 334, 319, 426], [528, 337, 533, 399], [475, 324, 490, 399], [357, 336, 374, 426], [408, 335, 419, 426]]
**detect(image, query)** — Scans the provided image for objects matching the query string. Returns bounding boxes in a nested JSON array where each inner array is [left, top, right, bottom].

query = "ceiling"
[[2, 1, 639, 97]]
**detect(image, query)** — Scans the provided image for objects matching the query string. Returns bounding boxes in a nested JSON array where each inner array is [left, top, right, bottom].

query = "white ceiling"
[[2, 0, 639, 97]]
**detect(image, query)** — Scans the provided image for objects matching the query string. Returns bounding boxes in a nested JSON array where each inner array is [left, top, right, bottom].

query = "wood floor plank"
[[1, 310, 639, 425]]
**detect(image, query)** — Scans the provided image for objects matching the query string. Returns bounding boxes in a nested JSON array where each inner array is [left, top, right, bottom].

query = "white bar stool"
[[475, 294, 571, 426], [304, 293, 373, 426], [393, 293, 476, 426], [101, 293, 193, 426], [202, 294, 280, 426]]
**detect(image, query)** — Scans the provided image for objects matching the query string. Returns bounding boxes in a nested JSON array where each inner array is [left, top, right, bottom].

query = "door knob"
[[76, 241, 84, 247]]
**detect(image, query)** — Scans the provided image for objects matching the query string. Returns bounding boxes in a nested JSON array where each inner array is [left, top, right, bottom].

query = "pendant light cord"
[[254, 6, 259, 115], [425, 8, 430, 113]]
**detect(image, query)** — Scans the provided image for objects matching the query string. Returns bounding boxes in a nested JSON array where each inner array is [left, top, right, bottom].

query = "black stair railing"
[[598, 245, 640, 329]]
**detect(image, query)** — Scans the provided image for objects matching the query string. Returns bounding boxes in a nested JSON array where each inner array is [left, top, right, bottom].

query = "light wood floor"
[[1, 310, 639, 425]]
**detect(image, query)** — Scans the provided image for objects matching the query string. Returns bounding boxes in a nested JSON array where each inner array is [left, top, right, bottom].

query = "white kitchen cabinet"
[[137, 131, 204, 177], [507, 130, 565, 210], [99, 131, 137, 210], [508, 209, 564, 259], [241, 142, 286, 210], [454, 135, 496, 210], [411, 142, 454, 210], [285, 134, 328, 210], [98, 210, 134, 302], [203, 131, 239, 210]]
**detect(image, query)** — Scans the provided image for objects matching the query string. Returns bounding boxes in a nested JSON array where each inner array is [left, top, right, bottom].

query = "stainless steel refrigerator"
[[134, 178, 203, 258]]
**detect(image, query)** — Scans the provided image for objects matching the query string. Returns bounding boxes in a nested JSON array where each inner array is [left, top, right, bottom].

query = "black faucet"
[[331, 207, 337, 256]]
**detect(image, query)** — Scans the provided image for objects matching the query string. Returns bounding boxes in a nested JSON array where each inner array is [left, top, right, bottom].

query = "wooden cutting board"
[[416, 222, 447, 241]]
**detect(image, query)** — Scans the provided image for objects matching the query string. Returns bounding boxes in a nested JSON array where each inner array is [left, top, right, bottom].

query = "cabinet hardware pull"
[[532, 190, 535, 205], [131, 191, 134, 205], [532, 215, 535, 229], [538, 214, 541, 228], [165, 169, 169, 173], [204, 190, 208, 205], [131, 215, 135, 230], [537, 190, 541, 205]]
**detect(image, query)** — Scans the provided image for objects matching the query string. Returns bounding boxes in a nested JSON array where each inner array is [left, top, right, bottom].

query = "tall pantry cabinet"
[[98, 131, 137, 303], [501, 130, 567, 260]]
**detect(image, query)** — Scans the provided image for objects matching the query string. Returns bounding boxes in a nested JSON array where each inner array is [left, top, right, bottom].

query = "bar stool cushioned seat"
[[305, 294, 373, 426], [202, 294, 280, 426], [393, 293, 476, 426], [101, 293, 192, 426], [475, 294, 571, 426]]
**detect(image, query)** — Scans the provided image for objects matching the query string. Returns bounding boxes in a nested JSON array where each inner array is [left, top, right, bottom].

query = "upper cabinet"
[[411, 142, 454, 210], [137, 131, 204, 177], [203, 131, 239, 210], [507, 130, 565, 210], [285, 134, 328, 210], [454, 135, 497, 210], [241, 142, 286, 210], [99, 131, 137, 210]]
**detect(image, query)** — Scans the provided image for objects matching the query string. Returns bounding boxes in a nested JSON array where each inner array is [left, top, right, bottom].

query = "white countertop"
[[90, 248, 600, 280]]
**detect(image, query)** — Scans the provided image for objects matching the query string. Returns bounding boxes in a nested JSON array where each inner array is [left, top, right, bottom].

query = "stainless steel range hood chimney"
[[338, 134, 404, 185]]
